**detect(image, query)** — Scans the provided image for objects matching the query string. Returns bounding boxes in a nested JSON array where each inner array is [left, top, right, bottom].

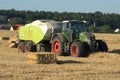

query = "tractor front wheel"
[[96, 40, 108, 52], [70, 41, 88, 57]]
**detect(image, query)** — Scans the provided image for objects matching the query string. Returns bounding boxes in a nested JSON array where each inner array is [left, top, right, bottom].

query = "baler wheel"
[[24, 42, 32, 52], [18, 42, 25, 52]]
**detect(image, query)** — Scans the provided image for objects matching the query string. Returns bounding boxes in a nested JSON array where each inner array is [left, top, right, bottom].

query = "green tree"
[[89, 24, 95, 32], [100, 25, 111, 33], [1, 9, 120, 33]]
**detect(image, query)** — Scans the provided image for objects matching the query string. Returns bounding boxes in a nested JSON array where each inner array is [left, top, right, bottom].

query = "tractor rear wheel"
[[18, 42, 25, 52], [70, 41, 88, 57], [24, 42, 32, 52], [52, 36, 64, 56], [96, 40, 108, 52]]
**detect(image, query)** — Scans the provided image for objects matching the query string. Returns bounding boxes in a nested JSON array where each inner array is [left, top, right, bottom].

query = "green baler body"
[[18, 20, 62, 44], [19, 26, 50, 44]]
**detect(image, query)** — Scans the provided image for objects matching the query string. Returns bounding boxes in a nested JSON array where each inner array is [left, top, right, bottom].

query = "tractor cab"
[[62, 20, 89, 41], [62, 20, 88, 32]]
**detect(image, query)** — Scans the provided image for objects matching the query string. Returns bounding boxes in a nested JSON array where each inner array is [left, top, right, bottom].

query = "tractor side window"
[[81, 23, 88, 32], [63, 23, 69, 31], [77, 23, 82, 32]]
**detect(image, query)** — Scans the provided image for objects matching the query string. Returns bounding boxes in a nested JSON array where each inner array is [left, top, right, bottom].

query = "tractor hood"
[[79, 32, 95, 45]]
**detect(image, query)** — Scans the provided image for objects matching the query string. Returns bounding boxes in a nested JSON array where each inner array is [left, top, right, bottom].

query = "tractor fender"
[[51, 33, 67, 43]]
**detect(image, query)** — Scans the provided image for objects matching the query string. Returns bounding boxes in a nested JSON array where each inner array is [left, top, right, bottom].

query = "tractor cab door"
[[62, 22, 73, 42]]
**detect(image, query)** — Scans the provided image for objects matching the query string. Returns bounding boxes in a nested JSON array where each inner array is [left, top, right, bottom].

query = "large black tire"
[[83, 42, 90, 53], [18, 42, 25, 52], [24, 42, 32, 52], [70, 41, 89, 57], [96, 40, 108, 52], [52, 36, 64, 56]]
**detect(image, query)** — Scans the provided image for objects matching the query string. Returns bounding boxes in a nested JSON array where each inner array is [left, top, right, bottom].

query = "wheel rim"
[[72, 45, 77, 56], [25, 46, 29, 52], [18, 45, 23, 52], [53, 40, 60, 54]]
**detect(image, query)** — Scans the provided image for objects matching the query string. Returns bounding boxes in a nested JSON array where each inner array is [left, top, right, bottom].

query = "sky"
[[0, 0, 120, 14]]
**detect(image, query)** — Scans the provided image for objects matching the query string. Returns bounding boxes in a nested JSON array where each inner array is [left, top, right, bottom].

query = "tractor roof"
[[62, 20, 87, 23]]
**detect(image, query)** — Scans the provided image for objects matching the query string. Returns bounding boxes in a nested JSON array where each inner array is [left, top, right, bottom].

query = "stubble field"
[[0, 30, 120, 80]]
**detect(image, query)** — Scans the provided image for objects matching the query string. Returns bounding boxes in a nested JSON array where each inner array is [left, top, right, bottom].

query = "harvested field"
[[95, 33, 120, 53], [0, 30, 120, 80]]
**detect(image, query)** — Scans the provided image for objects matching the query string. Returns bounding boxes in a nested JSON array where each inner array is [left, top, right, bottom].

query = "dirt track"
[[0, 30, 120, 80]]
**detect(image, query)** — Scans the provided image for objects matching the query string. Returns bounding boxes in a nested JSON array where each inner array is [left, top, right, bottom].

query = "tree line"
[[0, 9, 120, 33]]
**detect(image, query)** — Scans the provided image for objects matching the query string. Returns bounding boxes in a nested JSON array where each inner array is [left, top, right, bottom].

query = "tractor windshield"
[[71, 22, 88, 32]]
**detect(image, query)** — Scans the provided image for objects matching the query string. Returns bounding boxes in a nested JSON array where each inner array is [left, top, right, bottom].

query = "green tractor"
[[18, 20, 108, 57], [51, 20, 108, 57]]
